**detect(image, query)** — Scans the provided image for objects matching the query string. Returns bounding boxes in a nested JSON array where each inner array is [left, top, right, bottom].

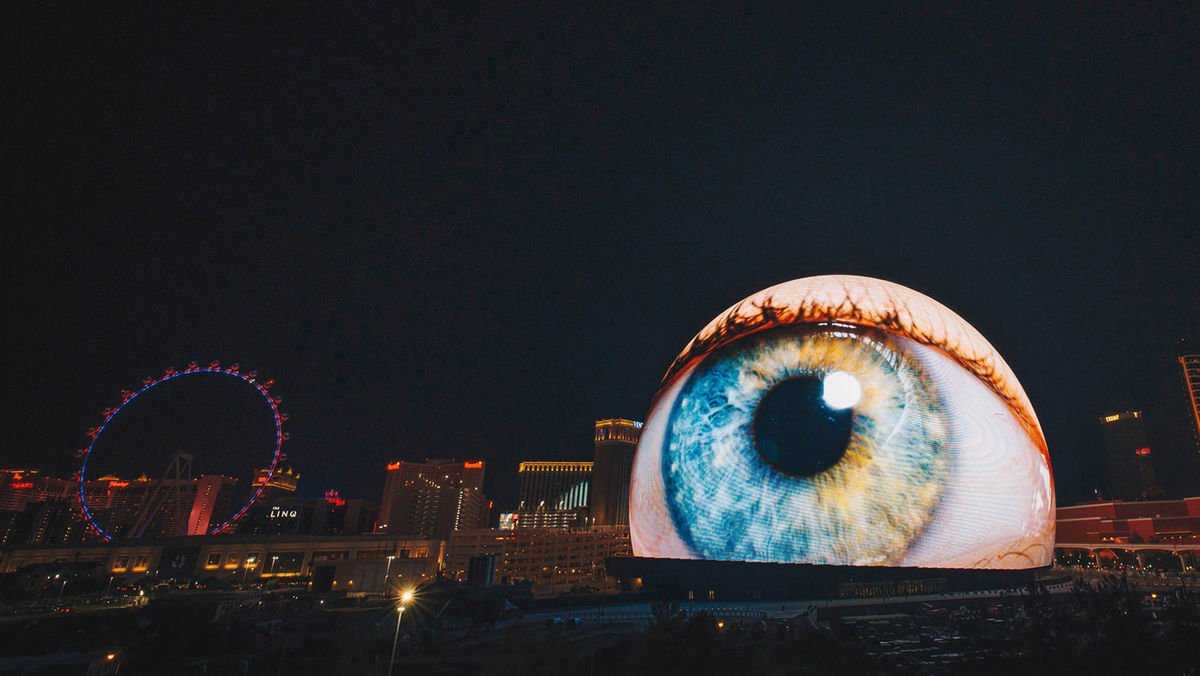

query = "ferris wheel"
[[76, 361, 289, 541]]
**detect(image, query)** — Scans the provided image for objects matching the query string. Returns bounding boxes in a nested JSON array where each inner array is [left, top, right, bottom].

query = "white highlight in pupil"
[[822, 371, 861, 410]]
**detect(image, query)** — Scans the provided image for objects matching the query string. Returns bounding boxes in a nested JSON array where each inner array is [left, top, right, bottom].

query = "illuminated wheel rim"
[[77, 363, 286, 541]]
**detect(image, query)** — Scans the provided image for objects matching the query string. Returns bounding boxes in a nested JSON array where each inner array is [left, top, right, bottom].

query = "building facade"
[[1056, 497, 1200, 544], [1, 470, 241, 542], [1100, 411, 1162, 500], [78, 473, 240, 539], [0, 534, 444, 594], [0, 499, 84, 546], [311, 491, 378, 536], [517, 461, 592, 512], [0, 470, 75, 513], [376, 460, 487, 539], [252, 466, 299, 501], [1180, 347, 1200, 456], [1054, 497, 1200, 572], [444, 526, 631, 595], [590, 419, 642, 526], [186, 475, 238, 535], [498, 508, 586, 530]]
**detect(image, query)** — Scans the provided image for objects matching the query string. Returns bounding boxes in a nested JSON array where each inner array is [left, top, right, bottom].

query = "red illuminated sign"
[[1135, 447, 1151, 456]]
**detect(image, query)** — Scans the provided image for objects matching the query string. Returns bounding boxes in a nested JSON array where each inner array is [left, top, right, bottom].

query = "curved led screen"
[[630, 275, 1054, 569]]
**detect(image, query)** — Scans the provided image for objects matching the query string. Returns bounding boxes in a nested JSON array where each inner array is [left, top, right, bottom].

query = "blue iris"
[[661, 325, 949, 564]]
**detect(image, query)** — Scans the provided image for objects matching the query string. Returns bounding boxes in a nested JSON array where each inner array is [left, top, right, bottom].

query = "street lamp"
[[384, 555, 395, 595], [242, 559, 256, 588], [388, 590, 415, 676]]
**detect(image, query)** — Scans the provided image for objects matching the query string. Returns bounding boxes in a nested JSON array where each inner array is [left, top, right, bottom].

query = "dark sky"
[[8, 6, 1199, 514]]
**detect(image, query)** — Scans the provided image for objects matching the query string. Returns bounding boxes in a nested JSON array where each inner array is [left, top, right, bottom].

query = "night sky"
[[9, 6, 1199, 514]]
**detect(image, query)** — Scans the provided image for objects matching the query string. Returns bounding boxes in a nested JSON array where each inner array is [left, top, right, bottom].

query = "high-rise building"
[[187, 475, 238, 535], [518, 461, 592, 512], [81, 475, 151, 537], [1179, 345, 1200, 456], [12, 499, 84, 545], [1100, 411, 1162, 501], [376, 459, 487, 540], [590, 419, 642, 526], [0, 470, 75, 512], [0, 498, 82, 546], [1, 469, 242, 540], [76, 472, 238, 539], [309, 491, 379, 535]]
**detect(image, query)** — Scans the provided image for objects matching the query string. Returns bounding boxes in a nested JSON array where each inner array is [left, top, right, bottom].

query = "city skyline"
[[5, 7, 1200, 671], [5, 337, 1197, 516]]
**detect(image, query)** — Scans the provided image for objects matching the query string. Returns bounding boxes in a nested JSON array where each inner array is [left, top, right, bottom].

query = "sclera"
[[630, 275, 1055, 569]]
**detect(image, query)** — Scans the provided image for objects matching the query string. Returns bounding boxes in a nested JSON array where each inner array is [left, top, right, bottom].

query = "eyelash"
[[659, 293, 1039, 445]]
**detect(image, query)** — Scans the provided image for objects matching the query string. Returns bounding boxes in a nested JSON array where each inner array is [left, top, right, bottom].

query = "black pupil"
[[752, 375, 854, 476]]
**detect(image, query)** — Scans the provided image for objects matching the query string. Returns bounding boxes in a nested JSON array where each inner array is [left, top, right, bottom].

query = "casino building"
[[1099, 411, 1162, 500], [591, 419, 642, 526], [1180, 345, 1200, 457], [502, 461, 593, 530], [517, 461, 592, 513], [376, 459, 488, 539]]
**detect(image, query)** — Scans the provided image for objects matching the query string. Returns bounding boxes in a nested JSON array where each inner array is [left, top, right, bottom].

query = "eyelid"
[[658, 275, 1046, 457]]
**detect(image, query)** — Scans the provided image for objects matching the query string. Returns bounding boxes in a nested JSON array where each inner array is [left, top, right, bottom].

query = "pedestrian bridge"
[[1055, 542, 1200, 571]]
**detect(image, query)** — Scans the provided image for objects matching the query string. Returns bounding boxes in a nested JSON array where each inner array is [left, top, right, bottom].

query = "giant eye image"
[[629, 275, 1054, 570]]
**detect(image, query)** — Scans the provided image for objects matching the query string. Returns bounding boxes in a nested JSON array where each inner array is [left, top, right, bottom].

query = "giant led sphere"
[[629, 275, 1054, 569]]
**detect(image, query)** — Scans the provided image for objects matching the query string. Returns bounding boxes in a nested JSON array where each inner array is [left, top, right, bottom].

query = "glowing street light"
[[242, 558, 256, 587], [389, 590, 415, 676]]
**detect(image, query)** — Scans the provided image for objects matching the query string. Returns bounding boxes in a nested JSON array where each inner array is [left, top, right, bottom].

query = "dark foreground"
[[1, 575, 1198, 674]]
